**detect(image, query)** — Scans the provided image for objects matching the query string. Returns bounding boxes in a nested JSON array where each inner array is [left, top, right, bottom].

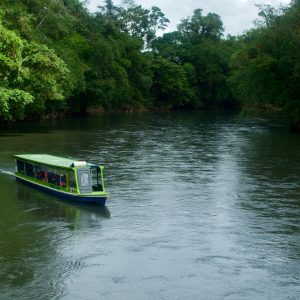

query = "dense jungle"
[[1, 0, 300, 129]]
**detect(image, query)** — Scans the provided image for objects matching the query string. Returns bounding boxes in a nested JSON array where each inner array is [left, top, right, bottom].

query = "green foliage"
[[178, 9, 224, 42], [0, 88, 33, 121], [0, 20, 33, 120], [0, 16, 70, 120], [22, 41, 70, 112], [151, 58, 197, 108], [191, 39, 233, 107], [153, 9, 233, 109], [0, 0, 238, 118], [1, 0, 299, 130], [0, 22, 24, 84], [100, 0, 169, 49], [229, 0, 300, 124]]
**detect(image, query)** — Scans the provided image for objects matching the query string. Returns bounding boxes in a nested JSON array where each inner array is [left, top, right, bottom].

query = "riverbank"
[[1, 104, 296, 134]]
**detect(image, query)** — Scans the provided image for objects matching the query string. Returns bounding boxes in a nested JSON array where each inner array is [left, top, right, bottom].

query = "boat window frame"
[[16, 160, 25, 174], [78, 171, 90, 188], [75, 167, 93, 194], [68, 169, 77, 192], [24, 162, 35, 178], [90, 165, 103, 192], [15, 158, 74, 192]]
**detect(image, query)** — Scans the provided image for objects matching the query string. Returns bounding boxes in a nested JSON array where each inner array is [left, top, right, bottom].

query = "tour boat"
[[14, 154, 108, 205]]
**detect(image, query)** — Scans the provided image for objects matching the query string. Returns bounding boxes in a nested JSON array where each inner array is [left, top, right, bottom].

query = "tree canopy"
[[229, 0, 300, 129], [0, 0, 300, 130]]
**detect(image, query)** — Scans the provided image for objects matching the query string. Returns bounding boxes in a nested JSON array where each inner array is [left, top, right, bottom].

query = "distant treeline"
[[0, 0, 300, 129]]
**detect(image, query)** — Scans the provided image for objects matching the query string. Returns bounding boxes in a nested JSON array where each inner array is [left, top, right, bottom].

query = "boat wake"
[[0, 170, 14, 176]]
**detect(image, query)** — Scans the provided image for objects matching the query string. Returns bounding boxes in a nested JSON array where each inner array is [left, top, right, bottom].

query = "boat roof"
[[14, 154, 84, 169]]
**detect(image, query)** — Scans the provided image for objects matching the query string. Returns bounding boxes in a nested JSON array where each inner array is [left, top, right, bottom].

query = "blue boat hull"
[[16, 176, 107, 206]]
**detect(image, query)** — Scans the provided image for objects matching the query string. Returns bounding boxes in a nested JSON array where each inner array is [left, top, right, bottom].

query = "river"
[[0, 112, 299, 299]]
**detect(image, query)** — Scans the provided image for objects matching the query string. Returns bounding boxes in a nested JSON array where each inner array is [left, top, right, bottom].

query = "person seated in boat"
[[47, 172, 57, 185], [60, 175, 66, 187], [47, 172, 53, 183], [36, 170, 48, 182], [42, 171, 48, 183], [36, 170, 43, 180]]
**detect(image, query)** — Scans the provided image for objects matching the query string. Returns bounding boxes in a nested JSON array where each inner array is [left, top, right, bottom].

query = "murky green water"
[[0, 112, 299, 299]]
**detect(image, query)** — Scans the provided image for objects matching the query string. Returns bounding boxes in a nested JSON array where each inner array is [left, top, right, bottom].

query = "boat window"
[[68, 170, 77, 190], [25, 162, 34, 178], [47, 167, 57, 185], [91, 168, 98, 186], [60, 174, 66, 188], [17, 160, 25, 174], [79, 172, 90, 187], [46, 167, 66, 189], [91, 166, 103, 191], [35, 165, 49, 182]]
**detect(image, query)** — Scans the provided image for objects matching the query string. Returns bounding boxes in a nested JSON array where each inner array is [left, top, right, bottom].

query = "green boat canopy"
[[14, 154, 85, 169]]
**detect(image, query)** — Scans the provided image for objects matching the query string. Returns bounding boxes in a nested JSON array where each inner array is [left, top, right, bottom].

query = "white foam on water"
[[0, 170, 14, 176]]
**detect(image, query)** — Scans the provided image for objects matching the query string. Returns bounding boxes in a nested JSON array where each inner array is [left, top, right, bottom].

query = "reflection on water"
[[15, 181, 111, 229], [0, 173, 111, 299], [0, 112, 300, 299]]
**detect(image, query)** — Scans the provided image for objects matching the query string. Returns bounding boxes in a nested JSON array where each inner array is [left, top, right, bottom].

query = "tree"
[[174, 9, 233, 108], [0, 19, 33, 120], [228, 1, 300, 129], [22, 41, 70, 114], [151, 58, 197, 109], [178, 9, 224, 42], [0, 13, 70, 120], [103, 0, 169, 48]]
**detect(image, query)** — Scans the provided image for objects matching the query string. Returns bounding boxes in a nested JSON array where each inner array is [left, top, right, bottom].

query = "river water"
[[0, 112, 299, 299]]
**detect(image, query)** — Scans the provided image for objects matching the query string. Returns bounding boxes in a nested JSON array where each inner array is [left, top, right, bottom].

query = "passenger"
[[60, 175, 66, 187], [48, 172, 53, 184], [36, 171, 41, 180], [42, 171, 48, 183]]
